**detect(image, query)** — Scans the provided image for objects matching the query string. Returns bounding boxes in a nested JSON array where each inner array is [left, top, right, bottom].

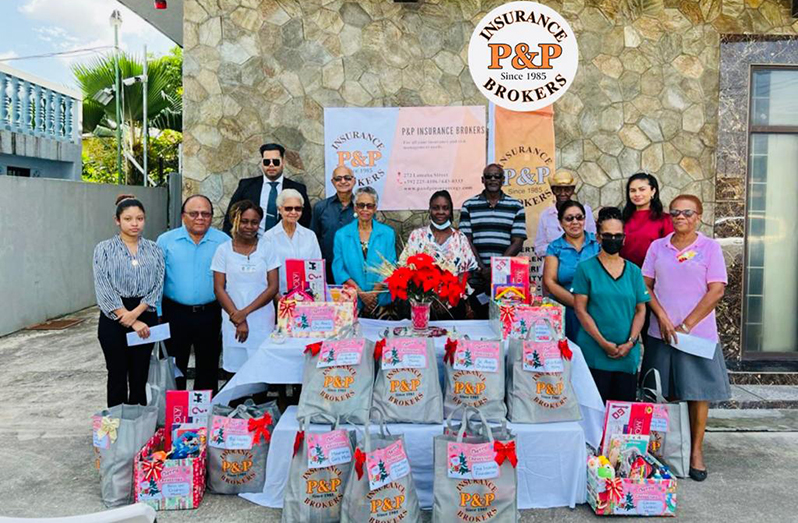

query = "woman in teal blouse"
[[332, 186, 397, 317], [572, 206, 650, 402]]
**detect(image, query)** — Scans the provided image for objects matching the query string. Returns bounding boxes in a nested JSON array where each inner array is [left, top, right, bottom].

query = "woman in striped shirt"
[[93, 194, 165, 407]]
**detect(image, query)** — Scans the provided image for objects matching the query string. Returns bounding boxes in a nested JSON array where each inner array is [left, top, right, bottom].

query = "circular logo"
[[468, 1, 579, 112]]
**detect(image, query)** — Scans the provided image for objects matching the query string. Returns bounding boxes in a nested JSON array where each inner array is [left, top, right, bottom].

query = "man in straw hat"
[[534, 170, 596, 257]]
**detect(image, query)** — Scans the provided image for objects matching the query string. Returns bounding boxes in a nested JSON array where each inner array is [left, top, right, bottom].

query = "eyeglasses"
[[184, 211, 212, 219], [600, 233, 625, 241], [356, 202, 376, 210], [483, 173, 504, 181], [333, 175, 354, 182], [263, 158, 282, 167], [669, 209, 697, 218], [282, 206, 302, 213], [563, 214, 585, 222], [551, 186, 575, 193]]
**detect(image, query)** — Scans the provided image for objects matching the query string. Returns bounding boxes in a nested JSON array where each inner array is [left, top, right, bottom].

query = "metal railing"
[[0, 63, 82, 144]]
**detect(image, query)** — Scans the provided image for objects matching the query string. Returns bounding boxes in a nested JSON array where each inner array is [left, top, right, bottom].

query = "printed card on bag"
[[366, 439, 411, 491], [522, 341, 563, 372], [381, 338, 427, 370], [306, 430, 353, 469], [92, 416, 110, 449], [453, 340, 501, 373], [650, 404, 670, 432], [316, 339, 365, 368], [447, 442, 500, 480], [209, 417, 253, 450]]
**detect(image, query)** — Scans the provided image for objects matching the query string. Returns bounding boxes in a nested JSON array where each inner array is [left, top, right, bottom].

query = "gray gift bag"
[[297, 333, 375, 425], [443, 405, 514, 442], [340, 408, 422, 523], [506, 321, 581, 423], [373, 337, 443, 423], [145, 341, 177, 426], [432, 409, 518, 523], [639, 368, 691, 478], [282, 415, 357, 523], [444, 339, 507, 422], [93, 404, 157, 508], [207, 399, 281, 494]]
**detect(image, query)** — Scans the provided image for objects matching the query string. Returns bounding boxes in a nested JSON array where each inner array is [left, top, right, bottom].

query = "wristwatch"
[[627, 334, 639, 344], [679, 322, 691, 333]]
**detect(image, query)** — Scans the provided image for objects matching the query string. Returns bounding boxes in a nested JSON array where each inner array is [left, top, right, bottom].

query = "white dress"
[[260, 223, 323, 294], [211, 240, 279, 372]]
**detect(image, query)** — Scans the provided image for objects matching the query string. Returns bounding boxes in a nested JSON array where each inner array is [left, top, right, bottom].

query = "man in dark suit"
[[222, 143, 312, 236]]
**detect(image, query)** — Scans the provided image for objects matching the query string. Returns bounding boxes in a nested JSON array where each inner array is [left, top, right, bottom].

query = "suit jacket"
[[222, 174, 312, 235], [332, 220, 396, 308]]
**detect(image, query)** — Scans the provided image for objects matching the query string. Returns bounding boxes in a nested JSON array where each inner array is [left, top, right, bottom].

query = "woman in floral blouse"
[[400, 190, 479, 319]]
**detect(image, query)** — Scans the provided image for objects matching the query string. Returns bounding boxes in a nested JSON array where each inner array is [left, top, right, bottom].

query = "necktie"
[[265, 181, 279, 232]]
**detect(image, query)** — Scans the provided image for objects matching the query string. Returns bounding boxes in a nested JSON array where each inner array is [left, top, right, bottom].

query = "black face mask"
[[601, 238, 624, 255]]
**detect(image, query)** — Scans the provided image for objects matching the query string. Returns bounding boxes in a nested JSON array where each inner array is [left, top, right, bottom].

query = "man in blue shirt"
[[157, 195, 228, 394], [311, 165, 356, 282]]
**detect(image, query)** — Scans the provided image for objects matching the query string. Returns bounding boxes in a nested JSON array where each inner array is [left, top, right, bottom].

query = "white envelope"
[[669, 332, 716, 360], [126, 323, 171, 346]]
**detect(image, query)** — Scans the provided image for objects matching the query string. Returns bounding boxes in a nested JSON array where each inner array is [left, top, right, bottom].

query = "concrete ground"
[[1, 307, 797, 522]]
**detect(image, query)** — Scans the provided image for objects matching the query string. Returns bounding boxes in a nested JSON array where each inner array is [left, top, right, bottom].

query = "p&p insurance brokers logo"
[[469, 2, 578, 112]]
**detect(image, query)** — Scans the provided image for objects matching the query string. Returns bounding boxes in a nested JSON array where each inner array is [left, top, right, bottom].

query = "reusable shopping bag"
[[146, 341, 178, 426], [443, 338, 507, 422], [639, 368, 691, 478]]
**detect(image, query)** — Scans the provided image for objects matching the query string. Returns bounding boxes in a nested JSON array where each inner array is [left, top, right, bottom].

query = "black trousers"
[[589, 367, 638, 404], [98, 297, 157, 407], [162, 298, 222, 395]]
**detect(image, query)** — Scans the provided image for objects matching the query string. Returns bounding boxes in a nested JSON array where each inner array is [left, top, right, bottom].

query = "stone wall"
[[183, 0, 798, 355]]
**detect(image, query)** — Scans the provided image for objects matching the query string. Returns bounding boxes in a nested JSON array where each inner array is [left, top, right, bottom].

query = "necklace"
[[234, 239, 257, 260], [121, 236, 139, 267]]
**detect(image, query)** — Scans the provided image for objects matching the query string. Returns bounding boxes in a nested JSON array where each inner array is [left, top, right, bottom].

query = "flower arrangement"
[[377, 253, 468, 307]]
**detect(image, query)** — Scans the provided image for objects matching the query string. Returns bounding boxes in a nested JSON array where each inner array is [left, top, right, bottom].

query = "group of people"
[[93, 142, 729, 483]]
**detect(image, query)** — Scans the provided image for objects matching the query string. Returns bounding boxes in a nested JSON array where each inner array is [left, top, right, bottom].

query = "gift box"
[[285, 259, 326, 299], [164, 390, 212, 450], [489, 298, 564, 339], [586, 454, 677, 517], [490, 256, 531, 304], [277, 300, 356, 338], [134, 427, 206, 511]]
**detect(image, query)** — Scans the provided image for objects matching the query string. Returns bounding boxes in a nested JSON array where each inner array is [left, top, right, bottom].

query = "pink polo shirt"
[[641, 233, 728, 342]]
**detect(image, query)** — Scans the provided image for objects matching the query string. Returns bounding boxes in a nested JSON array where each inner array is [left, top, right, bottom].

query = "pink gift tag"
[[447, 441, 500, 480], [366, 439, 410, 491], [453, 340, 501, 373], [650, 405, 669, 432], [92, 415, 110, 449], [381, 338, 427, 370], [306, 429, 352, 469], [522, 341, 563, 373], [209, 417, 253, 450], [317, 339, 365, 368], [294, 304, 337, 334]]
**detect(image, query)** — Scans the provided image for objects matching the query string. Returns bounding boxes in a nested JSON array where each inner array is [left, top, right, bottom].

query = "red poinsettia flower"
[[406, 253, 435, 271]]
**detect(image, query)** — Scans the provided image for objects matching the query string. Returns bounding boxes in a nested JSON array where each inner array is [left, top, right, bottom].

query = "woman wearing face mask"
[[542, 201, 601, 342], [572, 207, 650, 402], [641, 195, 730, 482], [399, 190, 479, 319], [621, 173, 673, 267]]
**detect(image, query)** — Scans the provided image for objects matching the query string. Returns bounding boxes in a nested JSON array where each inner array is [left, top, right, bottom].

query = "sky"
[[0, 0, 176, 90]]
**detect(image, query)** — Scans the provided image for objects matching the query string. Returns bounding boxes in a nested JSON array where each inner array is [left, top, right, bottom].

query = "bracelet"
[[679, 322, 691, 333]]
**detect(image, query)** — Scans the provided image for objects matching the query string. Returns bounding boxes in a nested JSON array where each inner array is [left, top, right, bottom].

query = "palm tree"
[[73, 51, 181, 185]]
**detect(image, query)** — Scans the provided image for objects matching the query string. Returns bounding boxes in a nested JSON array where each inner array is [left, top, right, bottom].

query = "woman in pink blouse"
[[641, 194, 730, 482], [400, 190, 479, 319]]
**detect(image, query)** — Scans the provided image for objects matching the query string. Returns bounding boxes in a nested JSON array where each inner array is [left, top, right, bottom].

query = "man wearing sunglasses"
[[222, 143, 312, 236], [533, 170, 596, 257], [311, 165, 357, 281]]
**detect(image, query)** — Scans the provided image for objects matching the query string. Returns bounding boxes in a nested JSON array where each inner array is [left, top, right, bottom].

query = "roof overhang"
[[116, 0, 183, 47]]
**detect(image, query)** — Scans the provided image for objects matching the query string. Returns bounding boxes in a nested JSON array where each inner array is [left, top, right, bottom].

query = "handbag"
[[146, 341, 178, 426], [443, 338, 507, 422], [638, 368, 691, 478]]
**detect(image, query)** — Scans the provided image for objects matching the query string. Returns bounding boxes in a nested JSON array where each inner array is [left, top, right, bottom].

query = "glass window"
[[750, 69, 798, 126]]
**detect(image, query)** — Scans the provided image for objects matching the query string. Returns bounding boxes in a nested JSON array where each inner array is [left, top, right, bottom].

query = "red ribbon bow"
[[293, 430, 305, 457], [374, 339, 386, 361], [444, 338, 458, 365], [305, 341, 323, 356], [354, 447, 366, 480], [499, 305, 515, 334], [605, 478, 623, 503], [558, 338, 573, 361], [248, 413, 273, 445], [141, 459, 164, 481], [493, 440, 518, 468], [278, 299, 296, 319]]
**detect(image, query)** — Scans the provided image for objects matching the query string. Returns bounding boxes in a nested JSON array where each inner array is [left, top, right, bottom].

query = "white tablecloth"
[[215, 319, 606, 449], [242, 406, 587, 510]]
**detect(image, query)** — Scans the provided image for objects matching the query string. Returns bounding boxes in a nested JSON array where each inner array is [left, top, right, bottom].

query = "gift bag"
[[443, 405, 513, 442], [433, 409, 518, 523], [340, 409, 422, 523], [639, 369, 691, 478], [506, 315, 581, 423], [207, 399, 280, 494], [92, 404, 158, 507], [282, 415, 357, 523], [443, 338, 507, 422], [372, 337, 443, 424], [146, 341, 178, 426], [134, 427, 206, 510], [297, 334, 375, 425]]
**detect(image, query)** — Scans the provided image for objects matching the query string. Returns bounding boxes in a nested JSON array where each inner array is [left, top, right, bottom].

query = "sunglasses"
[[282, 206, 302, 213], [333, 175, 354, 182], [563, 214, 585, 222], [669, 209, 697, 218], [356, 202, 376, 210], [600, 233, 625, 241], [263, 158, 282, 166], [483, 173, 504, 181], [184, 211, 212, 219]]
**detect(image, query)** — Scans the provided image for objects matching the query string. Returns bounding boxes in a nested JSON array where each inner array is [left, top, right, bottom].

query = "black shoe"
[[689, 467, 708, 481]]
